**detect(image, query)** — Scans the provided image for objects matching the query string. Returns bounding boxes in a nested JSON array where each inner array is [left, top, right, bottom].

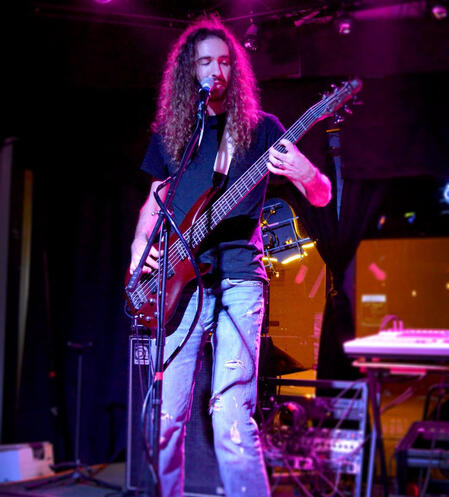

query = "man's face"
[[194, 36, 231, 102]]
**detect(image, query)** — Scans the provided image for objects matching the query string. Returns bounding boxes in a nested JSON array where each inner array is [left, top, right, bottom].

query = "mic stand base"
[[25, 462, 122, 491]]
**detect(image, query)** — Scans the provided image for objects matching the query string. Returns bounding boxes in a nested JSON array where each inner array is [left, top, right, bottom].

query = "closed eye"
[[197, 57, 212, 66]]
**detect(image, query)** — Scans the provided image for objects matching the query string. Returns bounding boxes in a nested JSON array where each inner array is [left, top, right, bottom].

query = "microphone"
[[196, 77, 215, 122], [198, 76, 215, 104]]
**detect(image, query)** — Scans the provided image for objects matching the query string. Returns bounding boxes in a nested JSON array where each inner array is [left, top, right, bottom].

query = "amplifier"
[[126, 335, 152, 492], [126, 336, 223, 496]]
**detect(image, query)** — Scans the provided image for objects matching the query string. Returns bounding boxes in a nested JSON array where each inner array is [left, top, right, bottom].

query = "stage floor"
[[0, 462, 397, 497], [0, 463, 304, 497]]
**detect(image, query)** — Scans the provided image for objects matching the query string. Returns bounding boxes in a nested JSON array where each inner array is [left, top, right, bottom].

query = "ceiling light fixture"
[[243, 20, 259, 52], [335, 14, 353, 35]]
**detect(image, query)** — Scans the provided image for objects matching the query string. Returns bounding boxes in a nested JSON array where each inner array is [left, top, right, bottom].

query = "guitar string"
[[132, 87, 354, 303], [133, 91, 345, 302], [133, 98, 331, 302]]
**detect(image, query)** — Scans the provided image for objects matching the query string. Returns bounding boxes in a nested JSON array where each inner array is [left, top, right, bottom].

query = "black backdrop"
[[3, 9, 449, 465]]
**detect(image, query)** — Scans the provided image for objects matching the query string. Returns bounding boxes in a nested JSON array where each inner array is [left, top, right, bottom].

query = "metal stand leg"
[[26, 342, 121, 492], [366, 368, 389, 497]]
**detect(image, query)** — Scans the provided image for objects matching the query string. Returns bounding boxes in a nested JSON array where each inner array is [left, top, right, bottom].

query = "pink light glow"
[[308, 266, 325, 299], [368, 262, 387, 281], [295, 265, 308, 285]]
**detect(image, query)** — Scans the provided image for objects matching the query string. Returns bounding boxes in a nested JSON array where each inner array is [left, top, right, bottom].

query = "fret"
[[171, 79, 361, 261]]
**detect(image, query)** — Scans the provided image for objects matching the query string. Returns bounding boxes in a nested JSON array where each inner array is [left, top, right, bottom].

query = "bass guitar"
[[125, 78, 362, 331]]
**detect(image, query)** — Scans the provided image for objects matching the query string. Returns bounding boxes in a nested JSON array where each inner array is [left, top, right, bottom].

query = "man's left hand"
[[266, 139, 316, 184]]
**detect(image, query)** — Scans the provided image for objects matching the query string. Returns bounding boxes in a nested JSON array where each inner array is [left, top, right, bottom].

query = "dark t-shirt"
[[141, 111, 284, 281]]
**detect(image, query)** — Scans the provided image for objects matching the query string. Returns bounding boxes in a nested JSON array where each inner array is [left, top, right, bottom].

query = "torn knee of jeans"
[[161, 411, 172, 421], [224, 359, 245, 370], [209, 394, 223, 414], [230, 420, 242, 445]]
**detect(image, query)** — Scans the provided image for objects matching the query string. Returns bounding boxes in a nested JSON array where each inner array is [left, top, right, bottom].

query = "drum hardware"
[[261, 198, 313, 275]]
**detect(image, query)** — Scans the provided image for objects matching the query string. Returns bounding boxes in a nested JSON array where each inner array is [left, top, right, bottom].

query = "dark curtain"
[[313, 178, 389, 379], [270, 167, 389, 380], [4, 88, 155, 465]]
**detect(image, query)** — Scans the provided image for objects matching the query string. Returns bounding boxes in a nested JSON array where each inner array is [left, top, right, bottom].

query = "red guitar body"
[[124, 186, 217, 333]]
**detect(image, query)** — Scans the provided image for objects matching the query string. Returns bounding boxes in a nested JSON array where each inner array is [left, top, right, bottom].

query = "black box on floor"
[[126, 335, 223, 496]]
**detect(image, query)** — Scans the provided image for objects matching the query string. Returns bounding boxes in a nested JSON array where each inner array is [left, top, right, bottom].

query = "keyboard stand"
[[352, 359, 449, 497]]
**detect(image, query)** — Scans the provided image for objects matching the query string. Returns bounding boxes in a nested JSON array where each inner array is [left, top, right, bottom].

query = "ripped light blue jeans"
[[155, 278, 271, 497]]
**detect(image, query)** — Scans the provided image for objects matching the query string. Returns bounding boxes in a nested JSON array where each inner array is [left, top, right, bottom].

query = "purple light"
[[432, 4, 448, 20], [95, 0, 113, 4], [338, 19, 352, 35]]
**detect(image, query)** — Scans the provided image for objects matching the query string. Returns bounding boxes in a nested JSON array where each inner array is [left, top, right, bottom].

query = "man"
[[130, 16, 331, 497]]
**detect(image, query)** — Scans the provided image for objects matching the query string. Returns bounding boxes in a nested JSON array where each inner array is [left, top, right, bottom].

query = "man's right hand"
[[129, 237, 161, 274]]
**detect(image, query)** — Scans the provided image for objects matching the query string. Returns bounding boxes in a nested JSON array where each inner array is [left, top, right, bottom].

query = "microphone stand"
[[126, 88, 210, 497]]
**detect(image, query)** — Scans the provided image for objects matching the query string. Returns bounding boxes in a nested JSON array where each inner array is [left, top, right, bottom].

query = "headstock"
[[319, 78, 363, 122]]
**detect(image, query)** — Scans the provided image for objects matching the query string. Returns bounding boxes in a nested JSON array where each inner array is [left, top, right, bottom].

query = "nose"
[[210, 59, 222, 78]]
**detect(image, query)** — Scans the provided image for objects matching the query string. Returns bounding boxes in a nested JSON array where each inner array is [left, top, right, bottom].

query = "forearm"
[[129, 180, 167, 273], [267, 139, 332, 207], [290, 165, 332, 207], [133, 180, 166, 242]]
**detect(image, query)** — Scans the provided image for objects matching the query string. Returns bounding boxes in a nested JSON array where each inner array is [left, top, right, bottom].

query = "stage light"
[[335, 14, 353, 35], [431, 2, 448, 20], [95, 0, 113, 4], [443, 183, 449, 203], [281, 253, 306, 265], [243, 20, 259, 52], [300, 242, 315, 250], [262, 256, 278, 263], [404, 211, 416, 224]]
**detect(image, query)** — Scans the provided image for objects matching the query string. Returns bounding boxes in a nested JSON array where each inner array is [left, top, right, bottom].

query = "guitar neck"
[[128, 78, 361, 317], [180, 99, 328, 249]]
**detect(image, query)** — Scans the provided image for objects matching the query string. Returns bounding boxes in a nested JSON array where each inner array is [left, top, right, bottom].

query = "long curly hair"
[[153, 16, 261, 163]]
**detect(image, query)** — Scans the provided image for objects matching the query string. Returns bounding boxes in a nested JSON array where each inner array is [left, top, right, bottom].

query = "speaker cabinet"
[[184, 341, 223, 497], [126, 335, 223, 496], [126, 335, 152, 492]]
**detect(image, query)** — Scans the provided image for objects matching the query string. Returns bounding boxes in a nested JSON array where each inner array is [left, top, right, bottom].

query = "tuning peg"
[[333, 112, 345, 124], [344, 104, 353, 115], [321, 91, 330, 100]]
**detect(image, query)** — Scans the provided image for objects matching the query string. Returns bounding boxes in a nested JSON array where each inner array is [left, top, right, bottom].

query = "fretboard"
[[178, 98, 328, 251]]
